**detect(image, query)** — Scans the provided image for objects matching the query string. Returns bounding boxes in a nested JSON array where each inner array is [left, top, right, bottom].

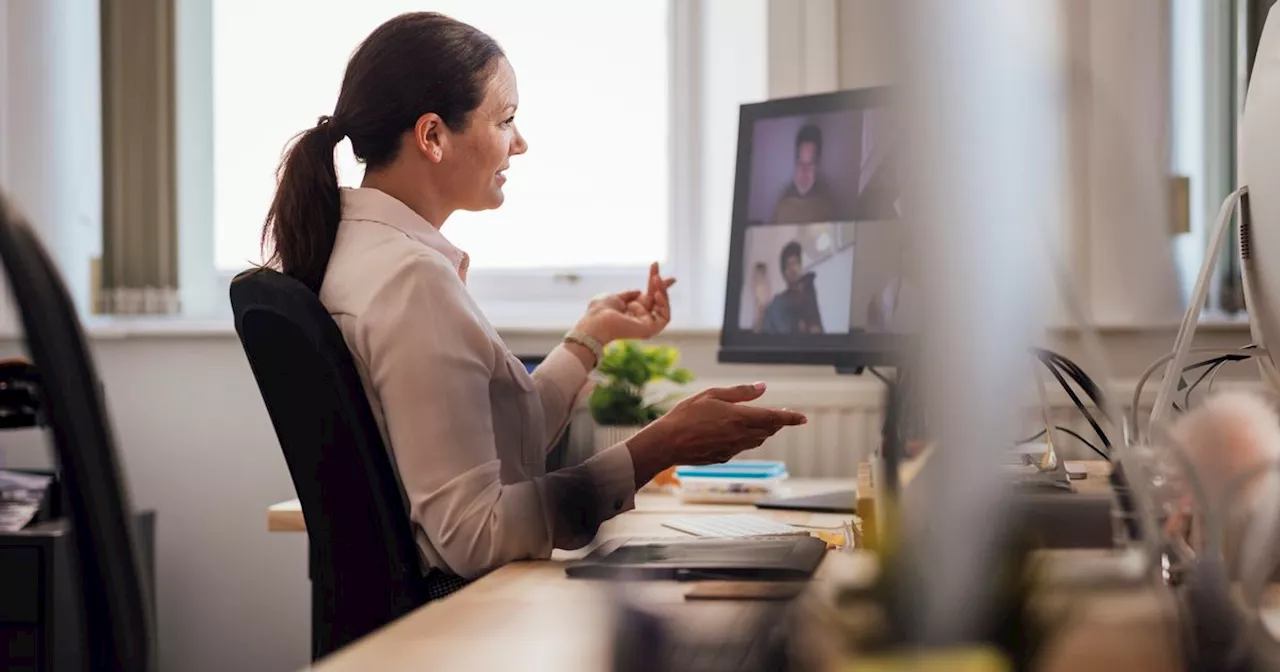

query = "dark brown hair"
[[795, 123, 823, 162], [779, 241, 803, 274], [261, 12, 504, 292]]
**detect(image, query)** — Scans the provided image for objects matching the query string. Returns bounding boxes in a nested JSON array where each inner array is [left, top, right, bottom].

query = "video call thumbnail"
[[738, 220, 914, 335], [745, 106, 897, 225], [739, 223, 854, 334]]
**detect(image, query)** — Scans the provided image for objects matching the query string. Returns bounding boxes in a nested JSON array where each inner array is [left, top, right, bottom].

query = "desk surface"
[[267, 478, 859, 534], [278, 464, 1187, 672], [307, 479, 863, 671]]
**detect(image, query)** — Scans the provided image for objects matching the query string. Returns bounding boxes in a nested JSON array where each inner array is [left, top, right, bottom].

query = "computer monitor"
[[717, 88, 907, 369]]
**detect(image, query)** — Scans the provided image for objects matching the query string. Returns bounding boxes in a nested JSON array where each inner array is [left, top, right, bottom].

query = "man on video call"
[[773, 124, 837, 224], [761, 242, 824, 334]]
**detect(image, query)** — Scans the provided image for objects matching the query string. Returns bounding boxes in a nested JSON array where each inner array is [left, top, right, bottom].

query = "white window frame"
[[184, 0, 717, 329]]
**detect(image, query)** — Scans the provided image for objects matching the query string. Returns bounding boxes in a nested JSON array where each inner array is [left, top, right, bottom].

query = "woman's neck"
[[361, 171, 452, 229]]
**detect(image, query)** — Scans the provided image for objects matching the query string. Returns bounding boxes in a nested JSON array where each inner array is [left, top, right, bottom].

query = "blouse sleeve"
[[530, 344, 592, 453]]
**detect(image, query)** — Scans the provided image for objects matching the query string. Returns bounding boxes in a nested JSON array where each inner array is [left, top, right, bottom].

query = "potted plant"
[[589, 341, 693, 485]]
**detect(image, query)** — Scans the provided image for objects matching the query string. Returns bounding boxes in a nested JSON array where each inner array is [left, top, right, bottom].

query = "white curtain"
[[1061, 0, 1184, 327]]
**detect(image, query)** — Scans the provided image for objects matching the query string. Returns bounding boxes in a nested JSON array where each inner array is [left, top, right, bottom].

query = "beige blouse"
[[319, 187, 636, 579]]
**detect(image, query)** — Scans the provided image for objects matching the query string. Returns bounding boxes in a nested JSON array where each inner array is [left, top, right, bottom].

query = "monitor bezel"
[[717, 87, 909, 369]]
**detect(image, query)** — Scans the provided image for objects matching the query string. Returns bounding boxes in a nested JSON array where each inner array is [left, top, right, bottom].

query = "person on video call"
[[761, 242, 824, 334], [749, 262, 772, 331], [772, 124, 837, 224]]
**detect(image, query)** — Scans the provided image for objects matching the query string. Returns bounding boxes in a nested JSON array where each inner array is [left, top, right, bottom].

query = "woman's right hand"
[[625, 382, 808, 487]]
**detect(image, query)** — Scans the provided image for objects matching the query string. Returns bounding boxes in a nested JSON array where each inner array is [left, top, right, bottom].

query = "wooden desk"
[[268, 500, 305, 532], [278, 468, 1184, 672], [305, 479, 863, 671]]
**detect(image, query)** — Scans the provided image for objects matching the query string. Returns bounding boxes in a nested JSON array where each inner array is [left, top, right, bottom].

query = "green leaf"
[[644, 346, 677, 380], [665, 367, 694, 385], [591, 339, 695, 425]]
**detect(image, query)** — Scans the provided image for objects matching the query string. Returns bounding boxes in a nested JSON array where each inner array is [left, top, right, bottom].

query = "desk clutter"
[[672, 461, 788, 504], [0, 469, 55, 532]]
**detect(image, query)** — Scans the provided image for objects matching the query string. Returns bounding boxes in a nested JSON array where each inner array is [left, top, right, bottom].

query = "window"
[[205, 0, 766, 326]]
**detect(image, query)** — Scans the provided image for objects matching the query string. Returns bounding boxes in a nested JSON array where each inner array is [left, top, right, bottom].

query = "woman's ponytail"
[[261, 116, 345, 293]]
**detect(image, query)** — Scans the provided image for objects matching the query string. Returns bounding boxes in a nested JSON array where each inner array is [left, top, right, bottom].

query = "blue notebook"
[[674, 461, 787, 480]]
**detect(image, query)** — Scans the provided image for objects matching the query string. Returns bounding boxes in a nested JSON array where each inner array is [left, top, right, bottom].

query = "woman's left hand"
[[577, 262, 676, 344]]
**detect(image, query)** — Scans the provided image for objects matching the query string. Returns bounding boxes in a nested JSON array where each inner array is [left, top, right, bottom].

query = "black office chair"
[[230, 268, 435, 660], [0, 193, 154, 671]]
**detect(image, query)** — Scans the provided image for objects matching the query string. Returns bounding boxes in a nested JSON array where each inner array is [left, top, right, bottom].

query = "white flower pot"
[[593, 424, 644, 452]]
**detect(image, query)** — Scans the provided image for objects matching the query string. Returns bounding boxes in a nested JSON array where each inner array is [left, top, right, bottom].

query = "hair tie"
[[316, 115, 346, 140]]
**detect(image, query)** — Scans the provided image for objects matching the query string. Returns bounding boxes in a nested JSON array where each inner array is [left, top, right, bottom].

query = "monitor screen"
[[719, 88, 909, 368]]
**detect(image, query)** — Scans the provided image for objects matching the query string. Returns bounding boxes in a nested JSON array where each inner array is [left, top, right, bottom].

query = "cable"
[[1037, 349, 1111, 414], [1130, 347, 1268, 443], [867, 367, 892, 386], [1032, 357, 1059, 470], [1036, 352, 1111, 450], [1032, 349, 1116, 445], [1183, 360, 1227, 410], [1014, 425, 1109, 461], [1053, 425, 1109, 461], [1206, 359, 1227, 398]]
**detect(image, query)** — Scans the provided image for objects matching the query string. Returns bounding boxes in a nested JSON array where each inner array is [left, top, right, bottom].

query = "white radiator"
[[572, 379, 1260, 478], [736, 382, 883, 477]]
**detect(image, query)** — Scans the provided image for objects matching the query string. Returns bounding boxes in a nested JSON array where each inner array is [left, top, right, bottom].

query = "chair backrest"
[[229, 268, 427, 658], [0, 194, 154, 671]]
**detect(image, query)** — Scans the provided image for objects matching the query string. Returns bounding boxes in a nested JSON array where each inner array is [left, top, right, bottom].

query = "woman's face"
[[445, 57, 528, 211]]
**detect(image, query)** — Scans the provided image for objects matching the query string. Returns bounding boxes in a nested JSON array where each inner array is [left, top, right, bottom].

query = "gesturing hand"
[[625, 383, 808, 486], [576, 262, 676, 344]]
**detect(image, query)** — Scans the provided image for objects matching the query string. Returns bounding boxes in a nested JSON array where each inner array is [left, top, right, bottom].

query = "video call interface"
[[731, 103, 908, 337]]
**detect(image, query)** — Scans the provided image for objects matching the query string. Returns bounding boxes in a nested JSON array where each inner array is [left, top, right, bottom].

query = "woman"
[[260, 13, 807, 586]]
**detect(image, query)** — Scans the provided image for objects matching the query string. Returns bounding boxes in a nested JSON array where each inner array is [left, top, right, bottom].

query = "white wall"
[[837, 0, 893, 89], [0, 0, 102, 317]]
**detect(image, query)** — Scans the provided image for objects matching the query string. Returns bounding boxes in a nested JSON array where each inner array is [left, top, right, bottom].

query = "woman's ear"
[[413, 113, 447, 164]]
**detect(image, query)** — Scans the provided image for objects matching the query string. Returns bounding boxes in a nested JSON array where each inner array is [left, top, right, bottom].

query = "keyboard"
[[662, 514, 808, 539]]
